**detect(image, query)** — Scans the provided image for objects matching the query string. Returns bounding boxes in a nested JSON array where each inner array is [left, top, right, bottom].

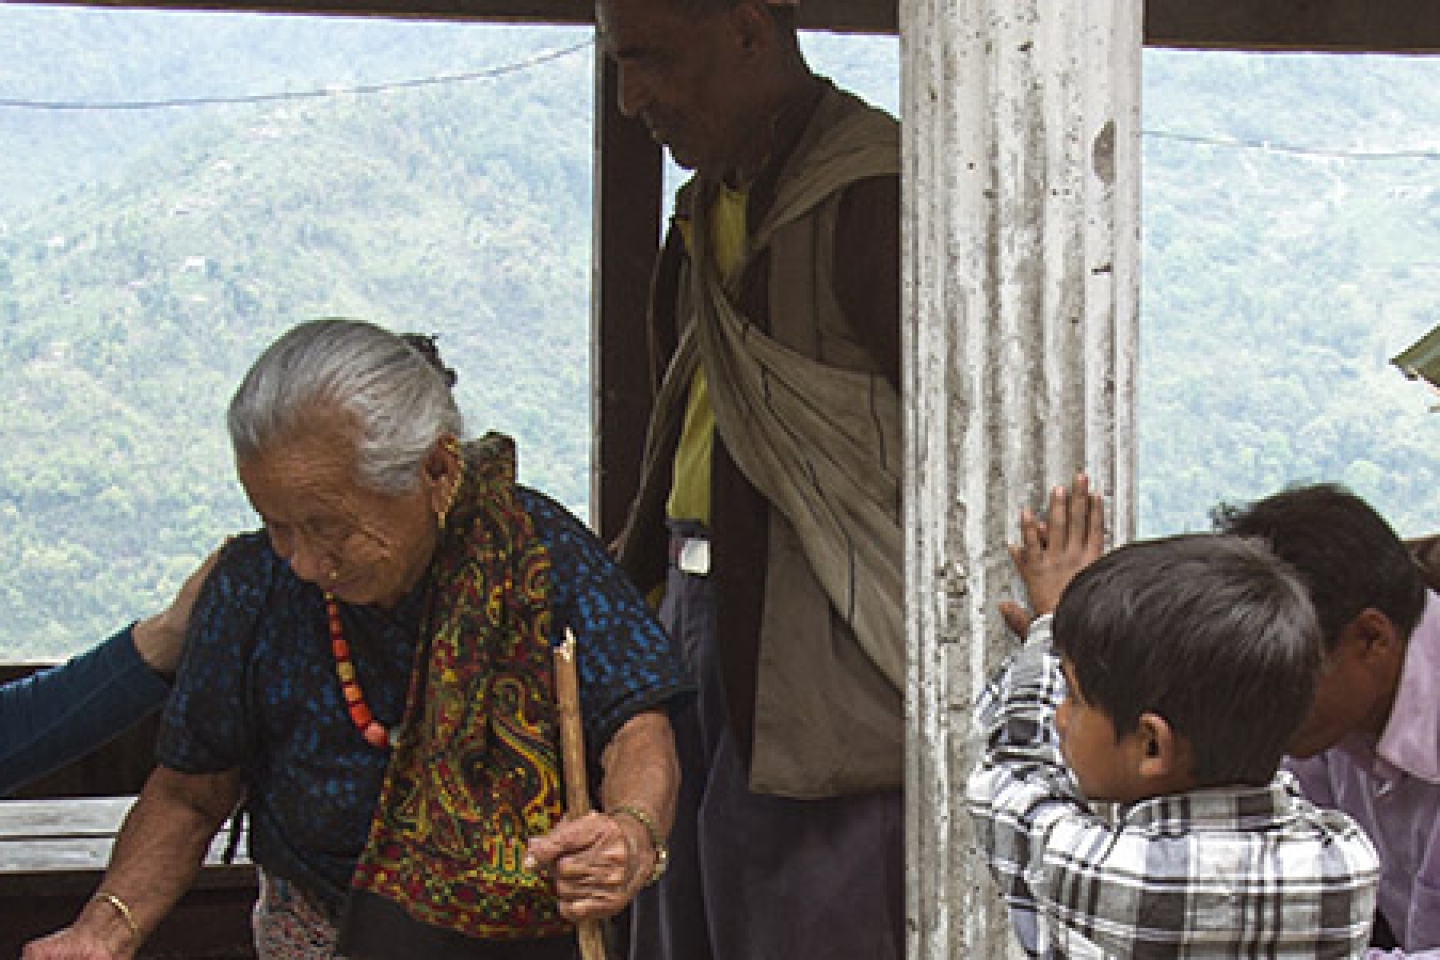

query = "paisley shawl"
[[346, 432, 570, 941]]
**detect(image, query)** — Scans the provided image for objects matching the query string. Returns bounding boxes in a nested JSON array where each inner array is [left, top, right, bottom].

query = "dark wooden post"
[[591, 51, 662, 540]]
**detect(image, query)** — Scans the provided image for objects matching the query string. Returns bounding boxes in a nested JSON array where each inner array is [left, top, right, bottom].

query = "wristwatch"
[[611, 805, 669, 885]]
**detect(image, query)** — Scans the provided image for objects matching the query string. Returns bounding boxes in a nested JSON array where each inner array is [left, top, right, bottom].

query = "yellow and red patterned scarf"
[[346, 432, 570, 941]]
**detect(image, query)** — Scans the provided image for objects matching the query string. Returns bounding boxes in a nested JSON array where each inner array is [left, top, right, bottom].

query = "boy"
[[1216, 484, 1440, 956], [969, 479, 1379, 957]]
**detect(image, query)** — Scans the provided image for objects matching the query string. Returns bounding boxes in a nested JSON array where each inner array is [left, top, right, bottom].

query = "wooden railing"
[[0, 795, 257, 957]]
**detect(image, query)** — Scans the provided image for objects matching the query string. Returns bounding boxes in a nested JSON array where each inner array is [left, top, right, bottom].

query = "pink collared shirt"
[[1289, 591, 1440, 958]]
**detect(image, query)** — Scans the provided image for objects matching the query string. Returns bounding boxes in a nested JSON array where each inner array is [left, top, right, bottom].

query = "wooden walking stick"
[[554, 628, 609, 960]]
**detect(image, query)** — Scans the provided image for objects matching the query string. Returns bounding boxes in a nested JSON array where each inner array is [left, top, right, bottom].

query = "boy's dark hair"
[[1054, 534, 1321, 787], [1211, 483, 1425, 652]]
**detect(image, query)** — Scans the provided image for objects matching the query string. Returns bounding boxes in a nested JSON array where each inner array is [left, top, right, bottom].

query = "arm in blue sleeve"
[[0, 626, 170, 796]]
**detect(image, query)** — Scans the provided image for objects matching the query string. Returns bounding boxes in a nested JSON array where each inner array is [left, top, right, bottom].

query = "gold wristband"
[[610, 804, 669, 885], [94, 892, 140, 942]]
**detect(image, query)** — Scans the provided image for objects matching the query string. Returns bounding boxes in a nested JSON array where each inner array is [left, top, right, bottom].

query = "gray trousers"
[[628, 526, 904, 960]]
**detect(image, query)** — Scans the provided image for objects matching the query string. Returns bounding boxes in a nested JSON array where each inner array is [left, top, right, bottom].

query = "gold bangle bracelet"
[[94, 892, 140, 942], [610, 804, 669, 886]]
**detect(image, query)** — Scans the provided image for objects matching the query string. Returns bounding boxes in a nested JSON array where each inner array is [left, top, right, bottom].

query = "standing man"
[[599, 0, 904, 957]]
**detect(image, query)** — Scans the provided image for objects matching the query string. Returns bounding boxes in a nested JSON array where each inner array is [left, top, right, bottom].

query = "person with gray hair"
[[25, 317, 690, 960]]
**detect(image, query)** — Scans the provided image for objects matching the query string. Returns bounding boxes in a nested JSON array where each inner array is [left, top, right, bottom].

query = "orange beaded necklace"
[[325, 593, 391, 750], [323, 441, 460, 751]]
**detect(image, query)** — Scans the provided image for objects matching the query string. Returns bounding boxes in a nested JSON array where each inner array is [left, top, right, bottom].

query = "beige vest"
[[664, 87, 904, 797]]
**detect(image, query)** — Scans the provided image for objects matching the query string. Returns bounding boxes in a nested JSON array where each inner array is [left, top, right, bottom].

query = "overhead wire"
[[2, 38, 1439, 163], [0, 37, 593, 111], [1144, 129, 1440, 160]]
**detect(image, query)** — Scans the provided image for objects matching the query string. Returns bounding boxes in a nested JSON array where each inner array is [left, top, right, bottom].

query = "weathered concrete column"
[[901, 2, 1141, 957]]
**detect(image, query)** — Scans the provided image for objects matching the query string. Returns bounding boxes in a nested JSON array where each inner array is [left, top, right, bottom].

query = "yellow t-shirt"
[[666, 184, 748, 524]]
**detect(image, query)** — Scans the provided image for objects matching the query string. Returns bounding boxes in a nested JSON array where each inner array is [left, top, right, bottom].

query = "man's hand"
[[1000, 473, 1107, 631], [524, 811, 654, 922]]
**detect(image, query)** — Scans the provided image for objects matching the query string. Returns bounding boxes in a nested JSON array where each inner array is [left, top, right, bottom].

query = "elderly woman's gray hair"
[[228, 318, 464, 494]]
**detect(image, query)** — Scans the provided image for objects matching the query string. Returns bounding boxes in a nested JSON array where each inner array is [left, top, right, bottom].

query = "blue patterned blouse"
[[158, 487, 690, 909]]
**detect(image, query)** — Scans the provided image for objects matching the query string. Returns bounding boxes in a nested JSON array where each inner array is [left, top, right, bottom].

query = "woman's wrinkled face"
[[238, 415, 439, 609]]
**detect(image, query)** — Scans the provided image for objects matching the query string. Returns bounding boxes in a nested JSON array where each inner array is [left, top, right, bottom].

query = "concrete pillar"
[[900, 2, 1141, 957]]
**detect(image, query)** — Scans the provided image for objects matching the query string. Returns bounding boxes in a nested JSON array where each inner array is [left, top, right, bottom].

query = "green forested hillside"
[[1, 13, 601, 656], [1140, 50, 1440, 535], [0, 10, 897, 658], [2, 8, 1439, 659]]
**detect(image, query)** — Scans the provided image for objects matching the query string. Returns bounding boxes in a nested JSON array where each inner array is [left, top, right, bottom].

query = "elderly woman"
[[25, 319, 688, 960]]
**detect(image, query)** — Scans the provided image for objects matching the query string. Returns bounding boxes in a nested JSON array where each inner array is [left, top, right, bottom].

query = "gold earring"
[[438, 470, 463, 530], [436, 438, 464, 530]]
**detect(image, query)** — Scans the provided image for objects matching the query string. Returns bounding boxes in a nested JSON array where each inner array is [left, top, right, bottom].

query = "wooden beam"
[[11, 0, 593, 25], [797, 0, 894, 33], [12, 0, 896, 31], [1145, 0, 1440, 52], [22, 0, 1440, 48], [591, 55, 661, 542]]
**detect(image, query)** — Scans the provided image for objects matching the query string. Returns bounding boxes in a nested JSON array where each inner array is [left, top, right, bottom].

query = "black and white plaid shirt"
[[967, 616, 1380, 958]]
